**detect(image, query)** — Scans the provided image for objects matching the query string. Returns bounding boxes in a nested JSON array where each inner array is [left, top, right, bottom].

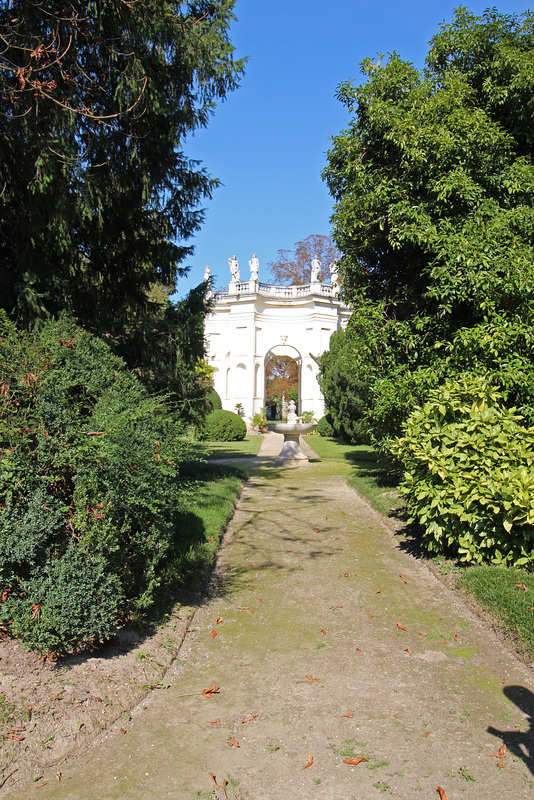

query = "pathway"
[[7, 450, 534, 799]]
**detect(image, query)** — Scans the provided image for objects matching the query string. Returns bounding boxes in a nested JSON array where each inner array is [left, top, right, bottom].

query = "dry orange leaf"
[[343, 757, 368, 766], [399, 574, 408, 580], [368, 614, 373, 618], [320, 629, 326, 635], [404, 647, 412, 655], [207, 718, 220, 724], [437, 788, 448, 800], [229, 737, 240, 748], [211, 630, 217, 639], [355, 648, 362, 652], [515, 583, 528, 591], [344, 572, 349, 577], [375, 589, 381, 594], [215, 617, 223, 624], [306, 675, 320, 682], [419, 631, 428, 636], [120, 727, 127, 734], [315, 527, 320, 533], [424, 731, 431, 738], [341, 710, 354, 718], [208, 772, 219, 787], [238, 606, 250, 610], [301, 754, 314, 770], [242, 714, 258, 723], [490, 744, 507, 758], [202, 683, 220, 699], [397, 622, 407, 631]]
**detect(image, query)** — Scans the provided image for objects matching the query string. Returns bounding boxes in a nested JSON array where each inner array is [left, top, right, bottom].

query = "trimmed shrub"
[[0, 313, 193, 654], [208, 389, 222, 411], [392, 376, 534, 567], [200, 409, 246, 442], [317, 415, 335, 437]]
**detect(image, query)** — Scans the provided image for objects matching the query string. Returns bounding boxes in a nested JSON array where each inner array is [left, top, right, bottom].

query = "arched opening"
[[264, 354, 299, 419]]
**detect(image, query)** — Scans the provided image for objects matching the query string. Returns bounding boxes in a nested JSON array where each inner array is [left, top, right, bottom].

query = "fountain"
[[266, 400, 317, 462]]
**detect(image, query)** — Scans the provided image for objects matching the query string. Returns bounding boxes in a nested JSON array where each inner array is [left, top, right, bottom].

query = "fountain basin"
[[266, 421, 318, 461]]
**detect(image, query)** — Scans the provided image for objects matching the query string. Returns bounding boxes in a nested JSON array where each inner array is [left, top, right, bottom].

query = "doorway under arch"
[[264, 344, 302, 418]]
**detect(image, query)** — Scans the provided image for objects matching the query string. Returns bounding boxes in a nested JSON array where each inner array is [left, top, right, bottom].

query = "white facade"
[[204, 264, 351, 420]]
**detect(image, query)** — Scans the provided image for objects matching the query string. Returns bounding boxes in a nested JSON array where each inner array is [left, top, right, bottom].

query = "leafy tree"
[[268, 234, 340, 285], [0, 0, 244, 333], [320, 7, 534, 444], [265, 356, 298, 405]]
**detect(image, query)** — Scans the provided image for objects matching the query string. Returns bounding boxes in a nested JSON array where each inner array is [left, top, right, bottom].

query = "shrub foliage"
[[0, 313, 194, 654], [198, 409, 246, 442], [392, 377, 534, 567]]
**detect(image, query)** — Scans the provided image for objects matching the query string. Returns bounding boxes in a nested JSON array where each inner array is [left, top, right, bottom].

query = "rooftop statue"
[[229, 255, 240, 282], [249, 253, 259, 280], [311, 256, 320, 282]]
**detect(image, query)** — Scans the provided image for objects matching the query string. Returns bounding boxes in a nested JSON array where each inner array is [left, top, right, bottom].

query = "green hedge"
[[392, 376, 534, 567], [198, 409, 246, 442], [0, 313, 194, 654]]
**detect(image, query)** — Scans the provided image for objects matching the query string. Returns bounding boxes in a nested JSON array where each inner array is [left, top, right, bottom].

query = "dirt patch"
[[0, 604, 194, 791]]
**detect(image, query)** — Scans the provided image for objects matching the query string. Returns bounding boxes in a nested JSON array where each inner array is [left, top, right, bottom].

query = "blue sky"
[[175, 0, 531, 298]]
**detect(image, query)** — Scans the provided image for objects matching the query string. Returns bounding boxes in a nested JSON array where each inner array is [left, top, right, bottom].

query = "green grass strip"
[[188, 435, 263, 459], [458, 566, 534, 656]]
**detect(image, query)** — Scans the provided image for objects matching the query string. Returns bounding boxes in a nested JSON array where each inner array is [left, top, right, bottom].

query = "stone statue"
[[311, 256, 320, 282], [329, 261, 339, 285], [287, 399, 298, 422], [204, 265, 211, 283], [229, 255, 240, 282], [249, 253, 259, 280]]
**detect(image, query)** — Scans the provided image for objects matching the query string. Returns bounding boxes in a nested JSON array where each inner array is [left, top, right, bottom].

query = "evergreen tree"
[[0, 0, 244, 332]]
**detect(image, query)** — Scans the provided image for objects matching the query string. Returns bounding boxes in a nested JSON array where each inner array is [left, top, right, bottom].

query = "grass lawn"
[[457, 566, 534, 657], [304, 435, 402, 518], [189, 435, 263, 460]]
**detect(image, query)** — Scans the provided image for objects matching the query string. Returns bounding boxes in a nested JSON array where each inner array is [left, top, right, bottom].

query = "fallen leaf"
[[211, 630, 217, 639], [437, 788, 448, 800], [497, 762, 507, 769], [341, 710, 354, 718], [344, 572, 349, 577], [208, 772, 219, 787], [238, 606, 250, 610], [301, 754, 314, 769], [419, 631, 428, 636], [242, 714, 258, 723], [230, 737, 240, 748], [497, 744, 507, 758], [515, 584, 528, 591], [202, 683, 220, 699], [306, 675, 320, 682], [207, 719, 220, 724], [424, 731, 431, 738], [438, 640, 447, 644], [368, 614, 373, 618], [343, 757, 368, 765], [120, 727, 127, 734], [56, 773, 62, 782], [453, 634, 458, 640], [404, 647, 412, 655], [315, 527, 320, 533], [397, 622, 407, 631], [399, 574, 408, 580], [215, 617, 223, 624], [375, 589, 381, 594], [221, 779, 229, 788], [320, 629, 326, 635]]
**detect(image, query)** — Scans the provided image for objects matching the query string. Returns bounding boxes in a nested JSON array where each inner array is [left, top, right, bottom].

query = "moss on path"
[[6, 459, 534, 799]]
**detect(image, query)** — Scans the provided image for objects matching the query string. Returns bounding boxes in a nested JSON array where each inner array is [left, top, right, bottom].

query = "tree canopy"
[[268, 234, 339, 285], [319, 7, 534, 448], [0, 0, 245, 332]]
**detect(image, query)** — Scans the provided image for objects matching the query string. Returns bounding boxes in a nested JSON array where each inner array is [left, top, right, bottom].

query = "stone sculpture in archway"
[[204, 253, 351, 420]]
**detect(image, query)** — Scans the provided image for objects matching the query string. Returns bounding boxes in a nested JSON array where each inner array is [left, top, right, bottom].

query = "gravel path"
[[6, 453, 534, 799]]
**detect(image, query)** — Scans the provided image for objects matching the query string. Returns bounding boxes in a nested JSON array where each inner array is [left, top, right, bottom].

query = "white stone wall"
[[205, 279, 351, 422]]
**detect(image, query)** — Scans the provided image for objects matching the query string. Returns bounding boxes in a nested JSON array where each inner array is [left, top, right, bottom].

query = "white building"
[[204, 255, 351, 420]]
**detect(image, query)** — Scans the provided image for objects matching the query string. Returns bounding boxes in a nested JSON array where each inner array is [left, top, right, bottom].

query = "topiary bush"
[[317, 415, 335, 437], [208, 389, 222, 411], [391, 376, 534, 567], [199, 409, 246, 441], [0, 312, 194, 654]]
